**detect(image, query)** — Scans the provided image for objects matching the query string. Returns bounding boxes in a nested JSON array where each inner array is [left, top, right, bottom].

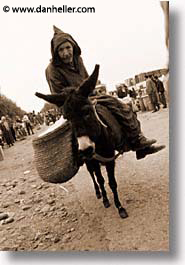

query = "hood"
[[51, 26, 81, 65]]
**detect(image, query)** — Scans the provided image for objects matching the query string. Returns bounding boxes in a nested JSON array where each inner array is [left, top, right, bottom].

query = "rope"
[[92, 99, 108, 128]]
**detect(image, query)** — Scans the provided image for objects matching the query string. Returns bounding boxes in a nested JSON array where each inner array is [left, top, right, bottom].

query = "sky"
[[0, 0, 168, 112]]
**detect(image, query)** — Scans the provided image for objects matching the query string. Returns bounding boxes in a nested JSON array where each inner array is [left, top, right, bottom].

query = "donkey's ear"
[[78, 64, 100, 97], [35, 92, 66, 107]]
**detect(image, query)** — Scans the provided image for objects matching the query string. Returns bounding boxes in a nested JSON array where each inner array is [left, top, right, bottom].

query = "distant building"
[[110, 68, 168, 99], [134, 68, 168, 84], [124, 78, 135, 87]]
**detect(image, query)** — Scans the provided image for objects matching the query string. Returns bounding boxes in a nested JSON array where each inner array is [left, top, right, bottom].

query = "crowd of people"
[[145, 75, 167, 112], [0, 112, 42, 148], [43, 109, 62, 126], [0, 114, 34, 148], [116, 75, 167, 114], [0, 110, 64, 149]]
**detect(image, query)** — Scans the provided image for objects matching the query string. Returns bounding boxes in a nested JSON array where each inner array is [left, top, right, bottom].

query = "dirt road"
[[0, 109, 169, 251]]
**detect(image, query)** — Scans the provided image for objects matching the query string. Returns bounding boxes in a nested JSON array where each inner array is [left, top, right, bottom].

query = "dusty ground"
[[0, 109, 169, 251]]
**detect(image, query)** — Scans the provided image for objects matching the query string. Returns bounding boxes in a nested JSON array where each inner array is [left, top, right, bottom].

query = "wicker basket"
[[32, 120, 79, 184]]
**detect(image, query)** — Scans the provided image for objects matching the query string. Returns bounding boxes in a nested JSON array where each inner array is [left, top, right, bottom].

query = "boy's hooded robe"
[[46, 26, 88, 94]]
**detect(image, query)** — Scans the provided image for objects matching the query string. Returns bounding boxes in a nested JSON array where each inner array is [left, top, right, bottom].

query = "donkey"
[[36, 65, 129, 218]]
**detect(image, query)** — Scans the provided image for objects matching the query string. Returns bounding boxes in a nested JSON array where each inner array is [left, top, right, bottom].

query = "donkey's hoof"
[[103, 199, 110, 208], [96, 193, 102, 199], [119, 207, 128, 219]]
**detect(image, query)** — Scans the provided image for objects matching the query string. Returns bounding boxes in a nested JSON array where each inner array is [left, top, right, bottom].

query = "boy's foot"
[[136, 145, 166, 160], [131, 135, 156, 151]]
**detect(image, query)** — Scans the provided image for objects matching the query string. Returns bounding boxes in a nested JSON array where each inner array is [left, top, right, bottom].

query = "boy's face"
[[58, 41, 73, 64]]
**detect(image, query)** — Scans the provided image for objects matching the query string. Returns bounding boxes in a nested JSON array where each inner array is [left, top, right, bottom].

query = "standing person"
[[0, 126, 4, 148], [0, 127, 4, 160], [145, 75, 160, 113], [23, 114, 34, 135], [14, 116, 26, 140], [151, 75, 160, 109], [47, 110, 56, 124], [6, 115, 16, 142], [0, 116, 14, 147], [117, 84, 128, 99], [128, 87, 138, 113], [129, 87, 137, 100], [45, 26, 164, 159], [154, 76, 167, 108]]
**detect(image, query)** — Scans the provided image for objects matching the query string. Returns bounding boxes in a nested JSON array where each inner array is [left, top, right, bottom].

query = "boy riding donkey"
[[38, 26, 165, 160]]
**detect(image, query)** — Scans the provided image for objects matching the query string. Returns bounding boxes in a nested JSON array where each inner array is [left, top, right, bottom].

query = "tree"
[[41, 102, 58, 113], [0, 94, 25, 119]]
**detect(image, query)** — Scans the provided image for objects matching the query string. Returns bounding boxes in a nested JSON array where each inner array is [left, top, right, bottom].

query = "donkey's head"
[[36, 65, 101, 159]]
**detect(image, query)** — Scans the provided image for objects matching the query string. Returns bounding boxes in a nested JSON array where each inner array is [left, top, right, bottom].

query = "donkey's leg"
[[86, 162, 101, 199], [94, 162, 110, 208], [105, 161, 128, 218]]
